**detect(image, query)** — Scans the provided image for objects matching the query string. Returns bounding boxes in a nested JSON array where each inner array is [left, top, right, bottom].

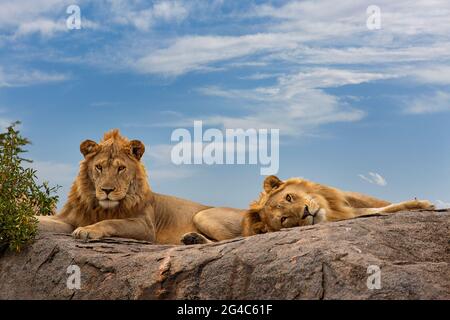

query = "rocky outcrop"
[[0, 210, 449, 300]]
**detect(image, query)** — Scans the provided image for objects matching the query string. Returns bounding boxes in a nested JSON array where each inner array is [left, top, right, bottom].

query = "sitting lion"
[[242, 175, 435, 236], [37, 130, 244, 245]]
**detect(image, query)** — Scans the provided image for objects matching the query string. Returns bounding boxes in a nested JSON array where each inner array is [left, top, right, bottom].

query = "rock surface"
[[0, 210, 449, 300]]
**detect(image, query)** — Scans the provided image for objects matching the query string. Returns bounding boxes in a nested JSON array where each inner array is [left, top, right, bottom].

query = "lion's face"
[[80, 134, 146, 210], [89, 152, 137, 209], [257, 176, 327, 232]]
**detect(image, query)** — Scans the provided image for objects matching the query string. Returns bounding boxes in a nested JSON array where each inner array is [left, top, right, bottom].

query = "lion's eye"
[[286, 194, 293, 202], [118, 166, 126, 173], [95, 165, 102, 172]]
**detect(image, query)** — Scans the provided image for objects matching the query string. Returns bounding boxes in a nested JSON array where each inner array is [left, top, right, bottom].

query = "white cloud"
[[134, 33, 298, 76], [128, 0, 450, 77], [14, 18, 67, 37], [405, 91, 450, 114], [107, 0, 190, 31], [272, 44, 450, 66], [359, 172, 387, 186], [254, 0, 450, 39], [0, 0, 73, 37], [0, 66, 69, 87], [128, 34, 450, 80], [4, 0, 449, 89], [152, 1, 189, 22], [239, 73, 283, 80], [199, 106, 362, 137], [278, 68, 394, 89], [190, 69, 378, 136], [228, 61, 268, 68], [408, 65, 450, 85], [0, 0, 187, 38], [164, 89, 364, 137]]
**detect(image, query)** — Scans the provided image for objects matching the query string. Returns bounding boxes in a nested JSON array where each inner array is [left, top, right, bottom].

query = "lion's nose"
[[302, 205, 312, 219], [101, 187, 115, 195]]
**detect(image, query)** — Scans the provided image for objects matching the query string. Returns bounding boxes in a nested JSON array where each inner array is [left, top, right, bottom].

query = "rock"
[[0, 210, 449, 300]]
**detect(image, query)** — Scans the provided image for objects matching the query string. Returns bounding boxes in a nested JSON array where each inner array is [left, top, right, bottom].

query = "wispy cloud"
[[125, 0, 450, 77], [128, 68, 396, 137], [0, 0, 188, 39], [0, 0, 73, 37], [404, 91, 450, 114], [254, 0, 450, 38], [239, 73, 283, 80], [407, 65, 450, 85], [107, 0, 190, 31], [134, 33, 298, 76], [197, 90, 364, 136], [0, 66, 69, 87], [359, 172, 388, 186], [277, 68, 393, 89], [186, 68, 384, 136], [270, 44, 450, 67]]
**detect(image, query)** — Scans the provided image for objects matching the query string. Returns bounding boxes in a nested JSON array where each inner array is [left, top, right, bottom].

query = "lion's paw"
[[416, 200, 435, 210], [408, 199, 435, 211], [251, 222, 267, 235], [72, 227, 105, 240], [181, 232, 210, 245]]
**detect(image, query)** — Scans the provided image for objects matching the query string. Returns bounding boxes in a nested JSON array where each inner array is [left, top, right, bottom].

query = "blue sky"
[[0, 0, 449, 209]]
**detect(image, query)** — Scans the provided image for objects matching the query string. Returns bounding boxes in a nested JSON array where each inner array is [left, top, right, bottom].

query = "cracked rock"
[[0, 210, 449, 300]]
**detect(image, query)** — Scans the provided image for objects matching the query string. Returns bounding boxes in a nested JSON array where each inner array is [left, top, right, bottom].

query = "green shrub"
[[0, 122, 59, 252]]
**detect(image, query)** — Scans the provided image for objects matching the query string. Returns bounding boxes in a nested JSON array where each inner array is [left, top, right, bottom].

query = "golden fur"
[[242, 175, 435, 236], [37, 130, 244, 244]]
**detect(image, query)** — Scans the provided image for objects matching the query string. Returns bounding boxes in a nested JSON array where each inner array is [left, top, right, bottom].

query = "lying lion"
[[38, 130, 435, 245], [242, 175, 435, 236], [37, 130, 244, 245]]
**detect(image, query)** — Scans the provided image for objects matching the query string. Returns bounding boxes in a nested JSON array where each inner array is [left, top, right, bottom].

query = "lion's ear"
[[264, 175, 283, 193], [80, 140, 98, 158], [129, 140, 145, 161]]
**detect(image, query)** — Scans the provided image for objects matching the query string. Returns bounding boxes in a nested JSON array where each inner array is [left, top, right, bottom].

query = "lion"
[[242, 175, 435, 236], [37, 130, 244, 245]]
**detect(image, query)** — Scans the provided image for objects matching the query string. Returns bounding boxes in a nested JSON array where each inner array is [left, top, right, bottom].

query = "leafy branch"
[[0, 122, 60, 252]]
